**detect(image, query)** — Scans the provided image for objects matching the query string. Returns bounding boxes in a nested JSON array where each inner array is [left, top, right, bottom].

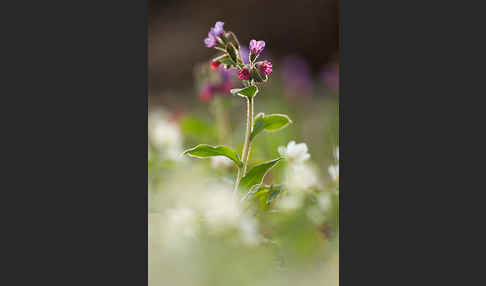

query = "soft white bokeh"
[[210, 155, 234, 170], [278, 141, 310, 164]]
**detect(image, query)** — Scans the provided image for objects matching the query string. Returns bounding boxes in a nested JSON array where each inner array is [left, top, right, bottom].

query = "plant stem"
[[233, 96, 254, 199], [241, 96, 254, 174]]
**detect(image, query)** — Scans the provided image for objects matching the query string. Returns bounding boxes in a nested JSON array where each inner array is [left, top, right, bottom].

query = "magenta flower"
[[249, 40, 265, 55], [238, 68, 250, 80], [258, 61, 273, 76], [199, 84, 214, 102]]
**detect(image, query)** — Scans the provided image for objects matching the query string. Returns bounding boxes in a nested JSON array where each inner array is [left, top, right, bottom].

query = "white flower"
[[285, 163, 321, 191], [277, 193, 304, 211], [239, 216, 260, 246], [328, 164, 339, 182], [210, 156, 234, 170], [317, 192, 332, 212], [162, 207, 198, 249], [198, 184, 241, 230], [148, 110, 184, 161], [278, 141, 310, 164]]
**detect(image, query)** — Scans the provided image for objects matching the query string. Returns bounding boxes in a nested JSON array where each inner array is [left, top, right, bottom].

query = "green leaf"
[[266, 185, 282, 204], [250, 114, 292, 141], [242, 184, 266, 201], [183, 144, 243, 168], [250, 68, 267, 83], [225, 31, 240, 51], [239, 158, 281, 190], [230, 85, 258, 98], [225, 43, 239, 65]]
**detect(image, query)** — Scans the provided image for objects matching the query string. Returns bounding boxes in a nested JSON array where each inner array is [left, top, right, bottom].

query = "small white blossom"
[[210, 156, 234, 170], [278, 141, 310, 164]]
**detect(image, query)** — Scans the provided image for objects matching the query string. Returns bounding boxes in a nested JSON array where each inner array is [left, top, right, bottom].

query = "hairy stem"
[[233, 96, 254, 199]]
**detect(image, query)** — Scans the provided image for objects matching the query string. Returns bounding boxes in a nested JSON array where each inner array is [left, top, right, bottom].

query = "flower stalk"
[[233, 95, 254, 197]]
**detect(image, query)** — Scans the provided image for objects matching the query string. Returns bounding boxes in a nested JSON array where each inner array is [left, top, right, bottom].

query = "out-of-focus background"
[[149, 1, 339, 285], [149, 0, 338, 95]]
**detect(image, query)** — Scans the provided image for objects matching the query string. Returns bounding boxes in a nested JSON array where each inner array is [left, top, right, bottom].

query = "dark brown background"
[[149, 0, 339, 94]]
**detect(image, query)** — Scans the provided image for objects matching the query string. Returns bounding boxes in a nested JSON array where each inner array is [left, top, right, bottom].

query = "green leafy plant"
[[185, 21, 292, 199]]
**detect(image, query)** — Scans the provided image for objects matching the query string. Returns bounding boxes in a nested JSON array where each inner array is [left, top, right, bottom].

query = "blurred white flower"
[[317, 192, 332, 212], [162, 207, 198, 249], [239, 216, 260, 246], [278, 141, 310, 164], [210, 156, 234, 170], [201, 188, 241, 229], [277, 193, 304, 211], [285, 163, 321, 191], [328, 165, 339, 182], [328, 146, 339, 182], [148, 110, 184, 161]]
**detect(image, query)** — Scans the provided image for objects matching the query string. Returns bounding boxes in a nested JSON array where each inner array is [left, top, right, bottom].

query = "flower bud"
[[210, 60, 220, 70], [257, 61, 273, 75], [238, 68, 251, 81]]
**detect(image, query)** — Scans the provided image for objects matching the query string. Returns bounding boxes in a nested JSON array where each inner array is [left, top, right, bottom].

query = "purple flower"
[[239, 46, 250, 64], [219, 66, 236, 82], [211, 21, 225, 37], [204, 21, 224, 48], [249, 40, 265, 55], [238, 68, 250, 80], [258, 61, 273, 76], [199, 84, 215, 102], [321, 63, 339, 92], [204, 31, 217, 48], [281, 55, 313, 96]]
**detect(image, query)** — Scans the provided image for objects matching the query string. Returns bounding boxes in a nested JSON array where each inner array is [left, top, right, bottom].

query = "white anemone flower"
[[278, 141, 310, 164]]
